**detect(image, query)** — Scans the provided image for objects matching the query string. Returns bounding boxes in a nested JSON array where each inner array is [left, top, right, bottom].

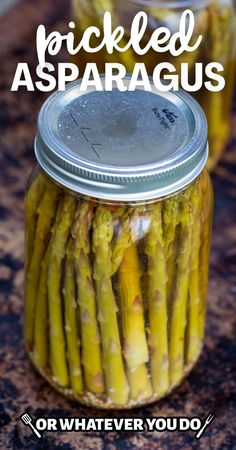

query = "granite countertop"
[[0, 1, 236, 449]]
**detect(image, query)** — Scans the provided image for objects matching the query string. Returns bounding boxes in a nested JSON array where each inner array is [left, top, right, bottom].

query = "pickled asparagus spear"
[[163, 196, 179, 311], [169, 190, 193, 386], [25, 172, 46, 269], [208, 1, 225, 62], [111, 208, 152, 400], [203, 2, 227, 160], [199, 172, 213, 340], [72, 0, 97, 29], [111, 210, 134, 276], [146, 8, 209, 72], [64, 239, 83, 394], [48, 195, 76, 387], [205, 92, 228, 169], [145, 202, 169, 396], [203, 1, 232, 163], [73, 202, 104, 394], [93, 206, 129, 405], [33, 244, 51, 369], [72, 0, 118, 70], [24, 181, 59, 350], [175, 9, 209, 72], [92, 0, 136, 71], [119, 241, 152, 401], [186, 184, 202, 365], [33, 200, 64, 369]]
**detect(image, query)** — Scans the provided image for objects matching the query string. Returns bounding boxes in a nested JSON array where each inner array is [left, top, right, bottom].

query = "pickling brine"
[[25, 169, 212, 408], [24, 79, 213, 408]]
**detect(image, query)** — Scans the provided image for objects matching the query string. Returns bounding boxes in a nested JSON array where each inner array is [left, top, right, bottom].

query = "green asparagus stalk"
[[111, 208, 152, 400], [24, 180, 60, 350], [92, 0, 136, 71], [72, 0, 118, 70], [119, 240, 152, 401], [145, 202, 169, 396], [208, 1, 225, 62], [175, 9, 209, 72], [33, 244, 51, 369], [198, 172, 213, 340], [48, 194, 76, 387], [25, 172, 46, 269], [111, 210, 133, 276], [33, 199, 64, 369], [72, 202, 104, 394], [93, 206, 129, 405], [112, 208, 151, 401], [186, 183, 202, 366], [163, 196, 180, 311], [72, 0, 98, 29], [63, 238, 83, 394], [203, 1, 232, 165], [169, 189, 193, 386], [203, 2, 228, 161], [204, 92, 228, 170], [111, 205, 152, 274], [146, 7, 209, 73]]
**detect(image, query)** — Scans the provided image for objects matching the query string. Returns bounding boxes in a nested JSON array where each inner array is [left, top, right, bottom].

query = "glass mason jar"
[[71, 0, 236, 171], [24, 78, 213, 409]]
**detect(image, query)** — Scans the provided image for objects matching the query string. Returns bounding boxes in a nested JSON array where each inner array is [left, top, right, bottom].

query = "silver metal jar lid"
[[35, 77, 208, 201]]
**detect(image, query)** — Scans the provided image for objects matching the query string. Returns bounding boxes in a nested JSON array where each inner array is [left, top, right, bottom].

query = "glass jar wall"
[[71, 0, 236, 171], [24, 167, 212, 409]]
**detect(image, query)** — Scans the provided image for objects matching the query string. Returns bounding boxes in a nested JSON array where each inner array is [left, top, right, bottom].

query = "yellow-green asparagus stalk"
[[111, 208, 152, 400], [163, 195, 180, 311], [72, 202, 104, 394], [204, 92, 228, 170], [175, 9, 209, 71], [203, 2, 229, 162], [72, 0, 119, 70], [92, 0, 136, 71], [24, 180, 60, 350], [33, 199, 64, 369], [145, 202, 169, 397], [198, 172, 213, 340], [25, 172, 46, 269], [208, 1, 228, 63], [111, 205, 152, 275], [33, 244, 51, 369], [119, 240, 152, 402], [111, 209, 134, 276], [203, 0, 232, 165], [186, 183, 202, 366], [63, 238, 83, 394], [146, 7, 209, 72], [93, 206, 129, 405], [114, 207, 152, 400], [169, 188, 193, 386], [72, 0, 98, 29], [48, 194, 76, 387]]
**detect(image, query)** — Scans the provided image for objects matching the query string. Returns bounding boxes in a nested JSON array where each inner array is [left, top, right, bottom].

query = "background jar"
[[71, 0, 236, 171], [24, 79, 213, 409]]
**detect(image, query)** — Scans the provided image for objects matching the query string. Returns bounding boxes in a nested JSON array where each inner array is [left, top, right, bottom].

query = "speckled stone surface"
[[0, 1, 236, 449]]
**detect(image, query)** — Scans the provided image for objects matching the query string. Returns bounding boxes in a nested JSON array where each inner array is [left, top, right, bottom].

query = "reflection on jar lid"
[[35, 77, 208, 201]]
